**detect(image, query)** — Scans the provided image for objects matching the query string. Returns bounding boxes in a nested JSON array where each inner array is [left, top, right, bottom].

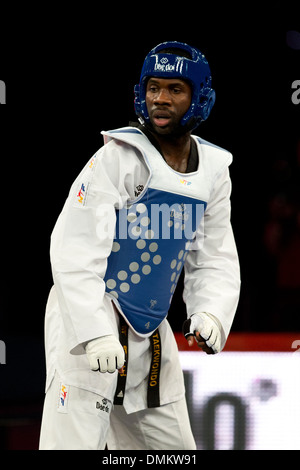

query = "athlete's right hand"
[[85, 335, 125, 373]]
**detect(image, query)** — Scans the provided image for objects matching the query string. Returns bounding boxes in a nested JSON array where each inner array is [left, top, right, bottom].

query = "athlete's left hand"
[[182, 312, 222, 354]]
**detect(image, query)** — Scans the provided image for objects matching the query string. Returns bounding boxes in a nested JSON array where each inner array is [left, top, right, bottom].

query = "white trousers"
[[39, 372, 196, 450]]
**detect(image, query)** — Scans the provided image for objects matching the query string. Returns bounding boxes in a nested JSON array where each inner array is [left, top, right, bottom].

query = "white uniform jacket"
[[44, 127, 241, 413]]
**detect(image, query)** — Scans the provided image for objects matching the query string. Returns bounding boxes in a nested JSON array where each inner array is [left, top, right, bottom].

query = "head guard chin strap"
[[134, 41, 216, 133]]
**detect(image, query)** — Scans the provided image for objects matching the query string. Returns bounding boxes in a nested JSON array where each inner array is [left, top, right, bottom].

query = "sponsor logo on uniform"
[[96, 398, 110, 413], [180, 178, 192, 186], [89, 156, 96, 169], [154, 56, 184, 74], [60, 384, 68, 406], [77, 183, 86, 204], [154, 57, 175, 73], [58, 382, 69, 413], [149, 299, 157, 309], [134, 184, 144, 197]]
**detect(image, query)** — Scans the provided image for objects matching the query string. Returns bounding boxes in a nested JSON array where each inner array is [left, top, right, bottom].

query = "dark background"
[[0, 1, 299, 449]]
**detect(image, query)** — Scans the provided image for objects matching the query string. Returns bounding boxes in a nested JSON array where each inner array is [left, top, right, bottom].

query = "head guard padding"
[[134, 41, 216, 131]]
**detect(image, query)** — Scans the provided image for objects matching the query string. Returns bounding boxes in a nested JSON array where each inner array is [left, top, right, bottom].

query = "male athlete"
[[39, 41, 240, 450]]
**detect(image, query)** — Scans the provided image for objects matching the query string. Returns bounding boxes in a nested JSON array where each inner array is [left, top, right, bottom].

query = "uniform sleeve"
[[183, 166, 241, 351], [50, 141, 149, 355]]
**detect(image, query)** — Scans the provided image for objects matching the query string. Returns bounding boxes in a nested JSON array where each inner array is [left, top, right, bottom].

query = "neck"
[[151, 132, 192, 173]]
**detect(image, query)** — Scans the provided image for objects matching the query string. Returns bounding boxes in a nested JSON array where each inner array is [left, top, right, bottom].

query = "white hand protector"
[[183, 312, 222, 354], [85, 335, 125, 373]]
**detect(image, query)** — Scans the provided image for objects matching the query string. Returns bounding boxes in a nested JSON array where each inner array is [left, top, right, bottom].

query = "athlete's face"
[[145, 78, 192, 136]]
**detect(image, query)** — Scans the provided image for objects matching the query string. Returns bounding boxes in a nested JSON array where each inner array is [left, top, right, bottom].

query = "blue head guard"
[[134, 41, 216, 131]]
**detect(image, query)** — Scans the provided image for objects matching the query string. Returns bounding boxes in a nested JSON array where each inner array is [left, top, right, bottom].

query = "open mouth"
[[152, 110, 172, 127]]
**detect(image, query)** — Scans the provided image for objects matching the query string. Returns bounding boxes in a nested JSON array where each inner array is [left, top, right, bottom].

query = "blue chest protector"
[[103, 129, 208, 336]]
